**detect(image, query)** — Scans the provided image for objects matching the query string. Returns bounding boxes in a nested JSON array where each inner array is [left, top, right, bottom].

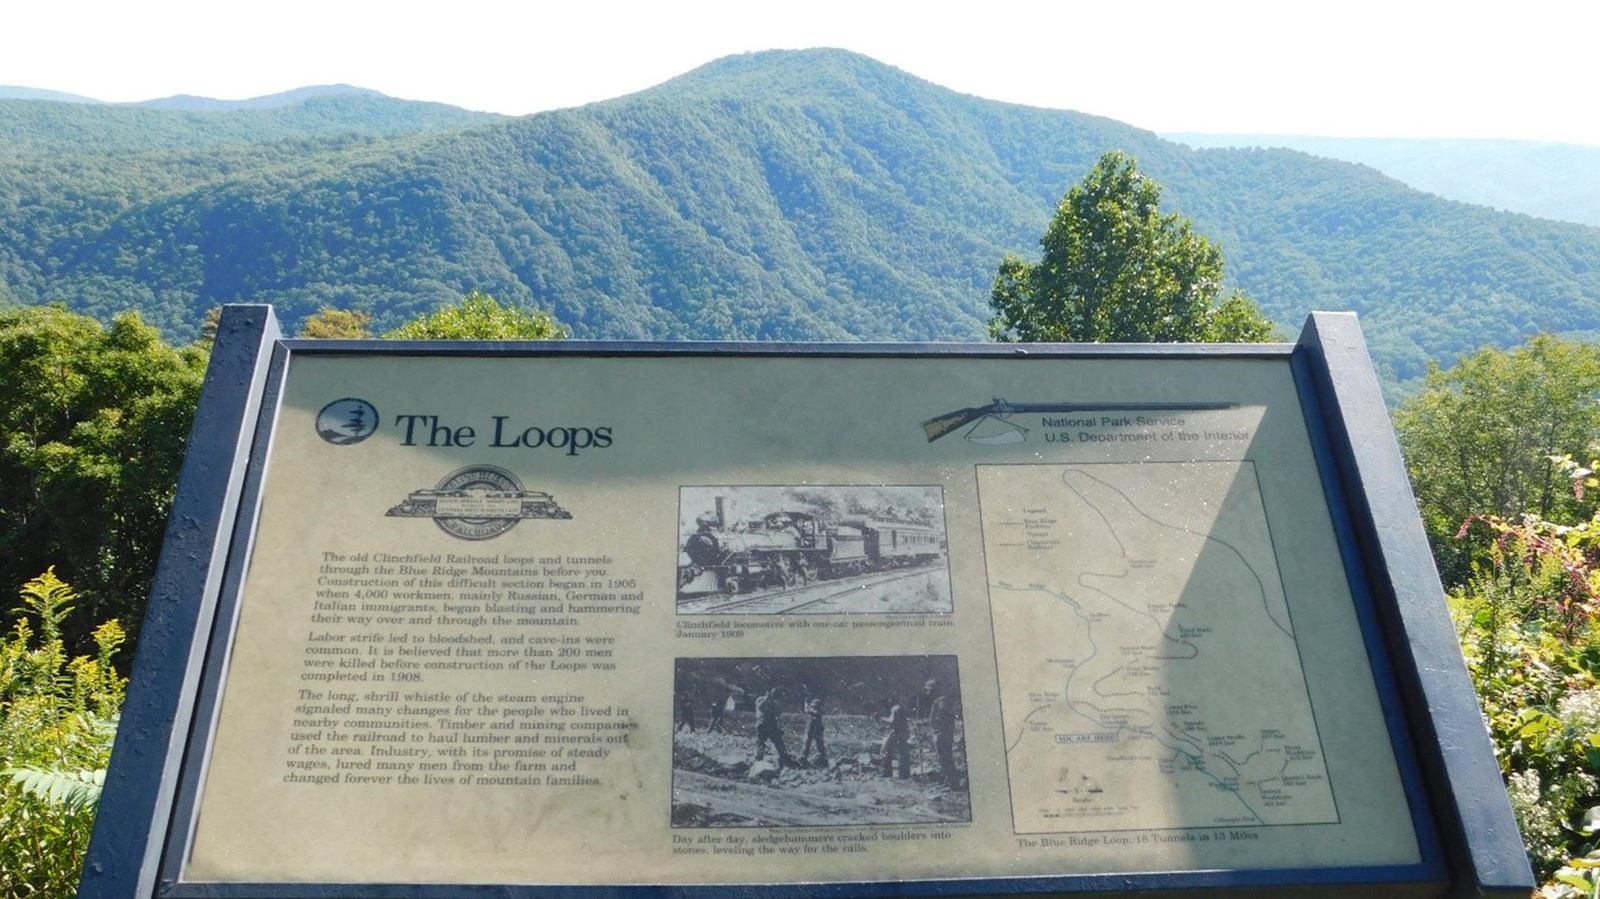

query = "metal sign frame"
[[79, 305, 1533, 898]]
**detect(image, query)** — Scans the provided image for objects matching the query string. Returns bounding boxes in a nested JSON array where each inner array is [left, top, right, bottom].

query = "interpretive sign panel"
[[82, 307, 1533, 898]]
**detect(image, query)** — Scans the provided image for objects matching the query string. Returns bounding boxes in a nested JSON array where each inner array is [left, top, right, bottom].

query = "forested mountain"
[[0, 85, 100, 103], [4, 50, 1600, 388], [1171, 133, 1600, 228], [0, 91, 499, 157], [134, 84, 388, 111]]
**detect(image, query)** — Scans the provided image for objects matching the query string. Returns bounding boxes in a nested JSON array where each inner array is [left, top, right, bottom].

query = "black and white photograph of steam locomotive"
[[676, 485, 952, 615]]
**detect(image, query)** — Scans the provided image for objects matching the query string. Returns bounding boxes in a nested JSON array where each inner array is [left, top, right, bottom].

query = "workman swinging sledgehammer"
[[753, 687, 793, 769], [881, 696, 911, 778], [802, 697, 828, 768], [925, 678, 960, 787]]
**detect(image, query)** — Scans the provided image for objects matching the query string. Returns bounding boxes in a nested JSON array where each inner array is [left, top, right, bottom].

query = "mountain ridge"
[[0, 82, 399, 110], [0, 91, 500, 157], [2, 49, 1598, 393], [1170, 132, 1600, 228], [0, 85, 102, 103], [133, 83, 388, 111]]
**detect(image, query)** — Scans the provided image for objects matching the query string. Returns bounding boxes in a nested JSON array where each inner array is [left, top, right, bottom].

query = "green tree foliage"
[[0, 296, 556, 659], [381, 291, 567, 340], [988, 152, 1274, 343], [0, 568, 126, 898], [1395, 336, 1600, 584], [0, 306, 208, 649], [299, 307, 373, 339]]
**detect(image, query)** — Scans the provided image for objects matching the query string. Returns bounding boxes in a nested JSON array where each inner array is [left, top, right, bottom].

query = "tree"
[[1395, 335, 1600, 585], [299, 307, 373, 339], [382, 291, 567, 340], [0, 295, 560, 652], [0, 306, 208, 650], [988, 151, 1275, 343]]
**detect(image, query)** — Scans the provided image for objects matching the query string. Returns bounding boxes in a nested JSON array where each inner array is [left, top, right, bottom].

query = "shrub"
[[1452, 461, 1600, 890], [0, 568, 126, 898]]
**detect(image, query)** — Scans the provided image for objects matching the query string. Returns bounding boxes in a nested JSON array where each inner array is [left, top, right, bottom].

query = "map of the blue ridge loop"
[[978, 461, 1338, 835]]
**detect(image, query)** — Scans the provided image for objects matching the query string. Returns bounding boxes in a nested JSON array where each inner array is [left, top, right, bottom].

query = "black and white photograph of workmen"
[[671, 655, 970, 828], [676, 485, 952, 615]]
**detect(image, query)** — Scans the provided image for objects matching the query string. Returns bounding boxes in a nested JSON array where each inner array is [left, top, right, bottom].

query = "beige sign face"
[[183, 353, 1423, 887]]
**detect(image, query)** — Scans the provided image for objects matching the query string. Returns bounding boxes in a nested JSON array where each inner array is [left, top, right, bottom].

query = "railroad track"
[[679, 562, 940, 615]]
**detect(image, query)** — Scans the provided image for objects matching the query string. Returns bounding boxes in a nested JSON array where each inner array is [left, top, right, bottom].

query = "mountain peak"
[[693, 47, 898, 72], [648, 48, 934, 100]]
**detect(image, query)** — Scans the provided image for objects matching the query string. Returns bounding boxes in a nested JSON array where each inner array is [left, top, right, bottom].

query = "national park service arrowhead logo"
[[316, 397, 380, 445], [386, 464, 572, 541]]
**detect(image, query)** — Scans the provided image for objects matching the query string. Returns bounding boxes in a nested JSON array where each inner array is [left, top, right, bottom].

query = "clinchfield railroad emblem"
[[315, 397, 380, 445], [385, 464, 572, 541]]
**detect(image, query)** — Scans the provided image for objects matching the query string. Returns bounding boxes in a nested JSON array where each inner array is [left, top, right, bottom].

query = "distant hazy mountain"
[[1170, 133, 1600, 229], [0, 85, 101, 103], [3, 50, 1599, 395], [133, 84, 387, 111], [0, 90, 500, 156], [1, 82, 397, 111]]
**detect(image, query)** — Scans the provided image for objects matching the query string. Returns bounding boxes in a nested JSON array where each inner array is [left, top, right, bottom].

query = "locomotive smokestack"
[[715, 496, 725, 529]]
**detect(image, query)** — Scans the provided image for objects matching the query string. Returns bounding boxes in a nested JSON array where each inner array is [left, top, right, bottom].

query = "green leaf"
[[1584, 746, 1600, 772], [1518, 708, 1558, 738], [3, 765, 105, 813]]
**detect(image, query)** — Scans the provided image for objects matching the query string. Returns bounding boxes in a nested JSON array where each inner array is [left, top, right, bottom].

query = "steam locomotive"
[[678, 497, 944, 595]]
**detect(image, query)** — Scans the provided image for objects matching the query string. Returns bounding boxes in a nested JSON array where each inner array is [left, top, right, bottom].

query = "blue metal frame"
[[1296, 313, 1535, 897], [157, 338, 292, 885], [79, 306, 1530, 897], [81, 306, 283, 898]]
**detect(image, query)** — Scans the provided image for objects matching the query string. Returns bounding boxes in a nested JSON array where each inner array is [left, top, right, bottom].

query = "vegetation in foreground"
[[0, 291, 564, 897], [0, 306, 207, 651], [0, 569, 125, 899], [1396, 342, 1600, 895], [1449, 466, 1600, 896]]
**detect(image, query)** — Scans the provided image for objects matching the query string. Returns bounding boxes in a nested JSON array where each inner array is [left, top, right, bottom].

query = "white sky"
[[7, 0, 1598, 145]]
